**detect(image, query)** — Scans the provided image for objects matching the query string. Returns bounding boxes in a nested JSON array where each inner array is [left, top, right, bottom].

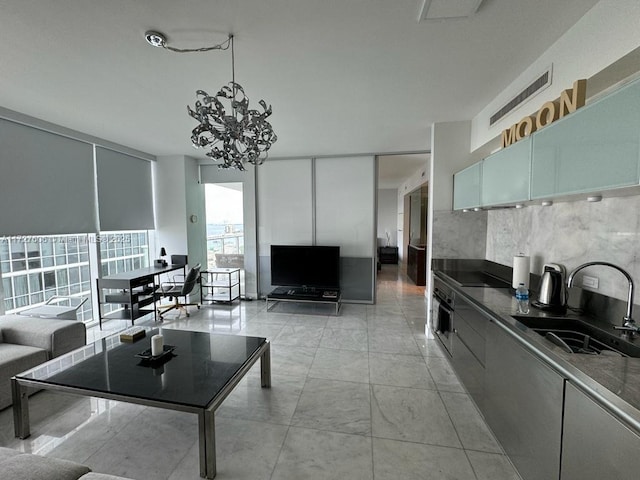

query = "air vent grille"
[[490, 68, 552, 126]]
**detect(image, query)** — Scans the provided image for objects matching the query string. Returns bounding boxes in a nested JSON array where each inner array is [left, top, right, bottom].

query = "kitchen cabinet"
[[453, 162, 481, 210], [531, 77, 640, 199], [561, 381, 640, 480], [481, 136, 531, 206], [484, 320, 564, 480], [451, 295, 489, 410], [407, 244, 426, 285]]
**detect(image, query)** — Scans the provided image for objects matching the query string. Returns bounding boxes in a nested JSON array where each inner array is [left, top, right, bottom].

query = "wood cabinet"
[[481, 136, 531, 206], [407, 244, 426, 285], [561, 382, 640, 480], [378, 246, 398, 264], [453, 162, 481, 210], [531, 78, 640, 199]]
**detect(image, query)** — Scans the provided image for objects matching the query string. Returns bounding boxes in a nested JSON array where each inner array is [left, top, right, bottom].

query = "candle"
[[151, 334, 164, 357]]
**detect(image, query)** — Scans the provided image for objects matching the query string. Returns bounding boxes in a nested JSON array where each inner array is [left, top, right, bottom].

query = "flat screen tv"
[[270, 245, 340, 289]]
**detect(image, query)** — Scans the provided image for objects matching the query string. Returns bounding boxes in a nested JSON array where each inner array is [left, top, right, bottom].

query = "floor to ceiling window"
[[1, 234, 92, 321], [205, 183, 245, 293]]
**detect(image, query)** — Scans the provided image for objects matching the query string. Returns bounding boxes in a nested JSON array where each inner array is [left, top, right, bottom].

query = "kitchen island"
[[433, 262, 640, 480]]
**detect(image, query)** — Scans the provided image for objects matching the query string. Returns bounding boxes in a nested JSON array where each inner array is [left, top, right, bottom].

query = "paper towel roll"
[[512, 255, 530, 289]]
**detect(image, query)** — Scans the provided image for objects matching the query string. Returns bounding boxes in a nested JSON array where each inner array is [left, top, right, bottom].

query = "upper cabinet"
[[481, 137, 531, 206], [531, 78, 640, 199], [453, 162, 481, 210], [452, 77, 640, 210]]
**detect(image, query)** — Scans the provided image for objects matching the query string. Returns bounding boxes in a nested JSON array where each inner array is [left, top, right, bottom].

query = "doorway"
[[204, 183, 245, 293]]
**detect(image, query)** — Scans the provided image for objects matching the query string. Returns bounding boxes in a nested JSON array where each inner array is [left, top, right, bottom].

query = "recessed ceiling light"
[[541, 200, 553, 207], [417, 0, 483, 22], [587, 195, 602, 202], [144, 31, 166, 48]]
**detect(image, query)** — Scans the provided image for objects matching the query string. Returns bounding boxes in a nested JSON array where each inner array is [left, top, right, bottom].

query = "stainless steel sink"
[[512, 316, 640, 358]]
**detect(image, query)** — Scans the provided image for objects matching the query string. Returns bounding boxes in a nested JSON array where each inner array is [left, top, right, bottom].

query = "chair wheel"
[[197, 305, 201, 309], [186, 312, 190, 317]]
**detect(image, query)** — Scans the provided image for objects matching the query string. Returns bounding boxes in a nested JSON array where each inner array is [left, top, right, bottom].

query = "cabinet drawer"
[[455, 315, 485, 365]]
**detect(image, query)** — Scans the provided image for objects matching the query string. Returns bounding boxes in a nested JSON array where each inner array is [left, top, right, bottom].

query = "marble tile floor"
[[0, 265, 521, 479]]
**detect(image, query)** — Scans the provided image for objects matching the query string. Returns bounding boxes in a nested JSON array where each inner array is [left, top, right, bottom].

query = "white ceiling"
[[378, 154, 428, 189], [0, 0, 598, 163]]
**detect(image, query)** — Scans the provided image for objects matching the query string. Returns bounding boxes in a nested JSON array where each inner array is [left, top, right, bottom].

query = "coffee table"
[[11, 328, 271, 479]]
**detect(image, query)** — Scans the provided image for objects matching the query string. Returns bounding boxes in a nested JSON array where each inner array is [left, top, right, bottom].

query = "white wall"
[[377, 189, 398, 247], [154, 156, 189, 259], [470, 0, 640, 152]]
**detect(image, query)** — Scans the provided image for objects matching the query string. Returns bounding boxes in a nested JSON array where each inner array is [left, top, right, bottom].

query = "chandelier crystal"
[[187, 82, 277, 170], [186, 35, 277, 170]]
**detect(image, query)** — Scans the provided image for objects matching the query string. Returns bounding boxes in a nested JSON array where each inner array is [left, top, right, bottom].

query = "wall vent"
[[490, 67, 553, 126]]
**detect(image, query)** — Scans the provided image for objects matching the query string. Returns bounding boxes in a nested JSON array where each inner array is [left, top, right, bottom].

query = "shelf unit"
[[96, 274, 158, 328], [200, 268, 241, 305]]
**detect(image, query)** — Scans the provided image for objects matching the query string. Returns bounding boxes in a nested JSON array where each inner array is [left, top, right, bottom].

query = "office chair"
[[157, 263, 201, 321]]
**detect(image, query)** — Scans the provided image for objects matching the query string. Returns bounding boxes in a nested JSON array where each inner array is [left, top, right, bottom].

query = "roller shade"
[[96, 146, 154, 231], [0, 118, 96, 235]]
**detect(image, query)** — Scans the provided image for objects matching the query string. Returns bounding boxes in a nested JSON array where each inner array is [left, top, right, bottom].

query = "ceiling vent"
[[490, 67, 553, 126], [417, 0, 483, 22]]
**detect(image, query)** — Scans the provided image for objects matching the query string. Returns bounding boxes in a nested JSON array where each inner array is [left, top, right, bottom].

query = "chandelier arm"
[[161, 36, 231, 54]]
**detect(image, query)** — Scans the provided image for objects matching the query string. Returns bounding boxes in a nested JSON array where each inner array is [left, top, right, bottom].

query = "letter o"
[[515, 116, 536, 141], [536, 101, 558, 128]]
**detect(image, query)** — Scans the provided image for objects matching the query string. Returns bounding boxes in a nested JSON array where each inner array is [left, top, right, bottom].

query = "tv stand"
[[266, 287, 341, 315]]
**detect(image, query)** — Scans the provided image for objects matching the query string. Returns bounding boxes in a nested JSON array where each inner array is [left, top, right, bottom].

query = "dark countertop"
[[434, 268, 640, 434]]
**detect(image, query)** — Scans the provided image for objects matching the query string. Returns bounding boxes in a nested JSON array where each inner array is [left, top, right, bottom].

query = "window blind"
[[0, 119, 97, 235], [95, 146, 154, 231]]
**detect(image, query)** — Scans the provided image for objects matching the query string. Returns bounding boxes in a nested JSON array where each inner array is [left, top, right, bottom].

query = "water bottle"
[[515, 283, 529, 314]]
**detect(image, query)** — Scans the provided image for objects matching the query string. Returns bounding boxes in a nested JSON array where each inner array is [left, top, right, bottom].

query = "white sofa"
[[0, 446, 134, 480], [0, 314, 86, 410]]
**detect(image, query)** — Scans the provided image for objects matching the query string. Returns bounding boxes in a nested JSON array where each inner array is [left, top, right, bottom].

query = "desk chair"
[[157, 263, 201, 321]]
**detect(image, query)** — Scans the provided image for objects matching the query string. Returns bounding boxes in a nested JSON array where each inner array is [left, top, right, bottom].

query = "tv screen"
[[270, 245, 340, 289]]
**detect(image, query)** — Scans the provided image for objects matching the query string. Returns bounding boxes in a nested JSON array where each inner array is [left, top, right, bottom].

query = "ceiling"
[[0, 0, 599, 163]]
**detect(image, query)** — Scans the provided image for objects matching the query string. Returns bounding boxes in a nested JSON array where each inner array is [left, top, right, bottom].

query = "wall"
[[486, 195, 640, 303], [154, 156, 189, 259], [471, 0, 640, 152], [377, 189, 398, 247], [429, 121, 487, 261]]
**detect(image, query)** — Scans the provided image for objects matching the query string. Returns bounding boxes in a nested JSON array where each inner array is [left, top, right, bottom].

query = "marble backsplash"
[[485, 195, 640, 304], [432, 209, 488, 259]]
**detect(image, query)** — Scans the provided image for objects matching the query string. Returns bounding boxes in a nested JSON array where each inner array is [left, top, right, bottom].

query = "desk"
[[96, 264, 185, 328]]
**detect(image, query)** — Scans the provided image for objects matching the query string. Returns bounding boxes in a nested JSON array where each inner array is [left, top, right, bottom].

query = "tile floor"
[[0, 265, 521, 479]]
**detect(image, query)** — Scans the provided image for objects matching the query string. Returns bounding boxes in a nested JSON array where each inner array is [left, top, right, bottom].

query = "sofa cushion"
[[0, 343, 48, 410], [0, 316, 86, 358], [0, 453, 91, 480], [0, 446, 22, 462], [83, 473, 135, 480]]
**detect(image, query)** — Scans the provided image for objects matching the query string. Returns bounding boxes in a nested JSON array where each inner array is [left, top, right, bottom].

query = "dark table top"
[[16, 329, 267, 409]]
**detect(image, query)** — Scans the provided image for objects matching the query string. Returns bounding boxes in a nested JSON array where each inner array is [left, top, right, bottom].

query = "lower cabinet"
[[484, 320, 564, 480], [451, 296, 488, 411], [561, 382, 640, 480]]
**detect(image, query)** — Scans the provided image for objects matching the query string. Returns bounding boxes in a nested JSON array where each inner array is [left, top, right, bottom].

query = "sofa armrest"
[[0, 316, 86, 358]]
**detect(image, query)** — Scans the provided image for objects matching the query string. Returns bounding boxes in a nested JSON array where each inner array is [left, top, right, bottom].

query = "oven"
[[431, 277, 454, 356]]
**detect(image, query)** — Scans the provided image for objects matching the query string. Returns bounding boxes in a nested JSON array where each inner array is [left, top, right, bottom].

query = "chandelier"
[[145, 32, 277, 170]]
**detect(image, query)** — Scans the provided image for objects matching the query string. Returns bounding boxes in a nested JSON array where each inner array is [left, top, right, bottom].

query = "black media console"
[[266, 286, 341, 315]]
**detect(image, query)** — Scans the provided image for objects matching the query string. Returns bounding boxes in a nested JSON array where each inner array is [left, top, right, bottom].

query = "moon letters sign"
[[501, 79, 586, 148]]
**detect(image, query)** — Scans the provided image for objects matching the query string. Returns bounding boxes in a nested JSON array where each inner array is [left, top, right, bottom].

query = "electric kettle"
[[532, 263, 567, 313]]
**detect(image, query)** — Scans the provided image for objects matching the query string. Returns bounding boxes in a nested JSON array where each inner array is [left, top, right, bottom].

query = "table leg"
[[198, 409, 216, 479], [261, 343, 271, 388], [11, 378, 30, 439]]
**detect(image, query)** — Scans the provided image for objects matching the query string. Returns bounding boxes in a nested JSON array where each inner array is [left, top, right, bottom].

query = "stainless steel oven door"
[[432, 294, 454, 356]]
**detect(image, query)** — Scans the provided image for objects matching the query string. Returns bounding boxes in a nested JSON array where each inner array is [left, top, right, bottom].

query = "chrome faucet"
[[567, 262, 639, 337]]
